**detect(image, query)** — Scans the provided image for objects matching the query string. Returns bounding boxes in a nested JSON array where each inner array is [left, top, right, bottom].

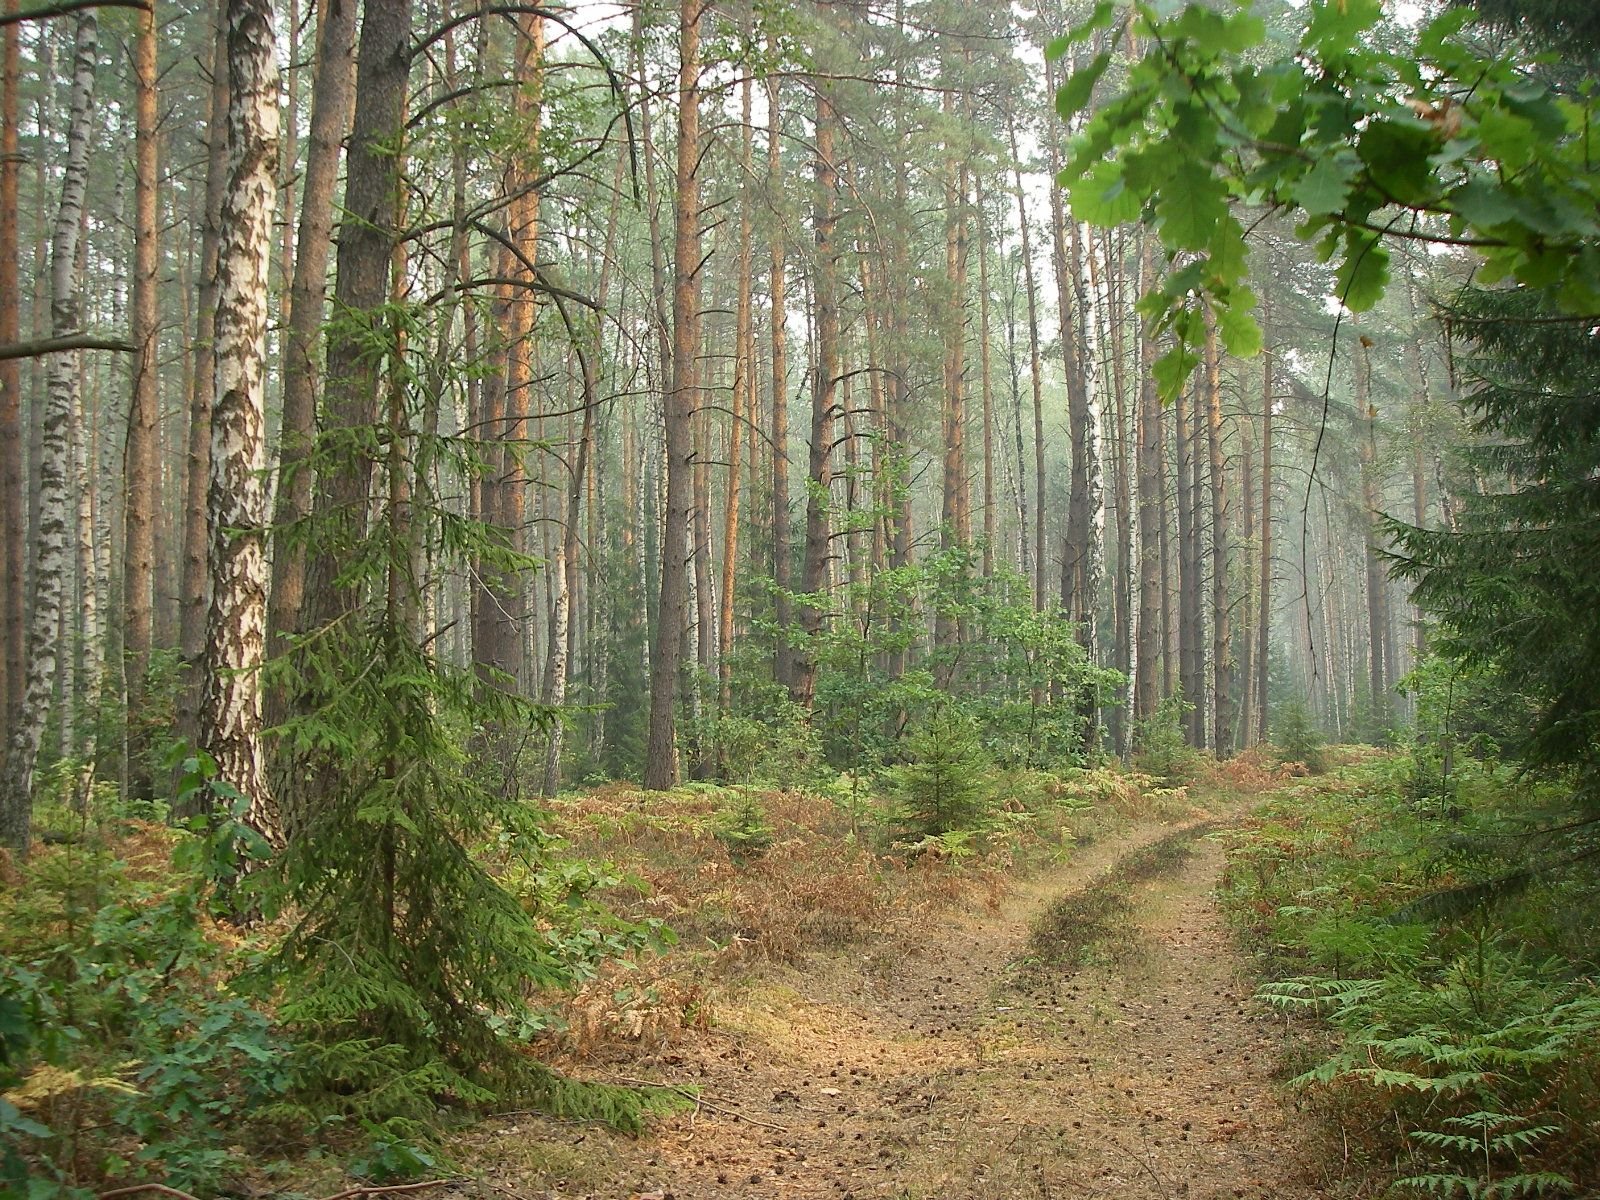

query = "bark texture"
[[202, 0, 279, 843], [1, 11, 97, 854]]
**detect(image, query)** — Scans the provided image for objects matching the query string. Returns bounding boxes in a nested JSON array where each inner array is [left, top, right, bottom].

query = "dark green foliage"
[[0, 789, 296, 1196], [807, 556, 1121, 772], [1222, 760, 1600, 1193], [715, 790, 775, 863], [886, 707, 992, 843], [1272, 700, 1327, 774], [1131, 696, 1198, 783], [264, 618, 667, 1127], [1388, 288, 1600, 815]]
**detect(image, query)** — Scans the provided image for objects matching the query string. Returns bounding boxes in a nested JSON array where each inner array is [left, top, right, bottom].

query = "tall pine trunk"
[[644, 0, 702, 788], [791, 68, 838, 711], [265, 0, 358, 661], [121, 0, 160, 798], [1204, 311, 1233, 756]]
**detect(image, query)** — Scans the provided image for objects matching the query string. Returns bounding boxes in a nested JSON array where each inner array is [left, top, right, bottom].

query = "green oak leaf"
[[1069, 159, 1144, 226], [1334, 229, 1390, 312], [1291, 149, 1360, 216], [1154, 343, 1202, 403], [1156, 158, 1228, 251], [1448, 178, 1519, 230], [1217, 294, 1263, 358], [1058, 52, 1112, 119]]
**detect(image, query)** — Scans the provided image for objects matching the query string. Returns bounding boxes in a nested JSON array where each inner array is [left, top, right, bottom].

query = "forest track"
[[463, 804, 1323, 1200]]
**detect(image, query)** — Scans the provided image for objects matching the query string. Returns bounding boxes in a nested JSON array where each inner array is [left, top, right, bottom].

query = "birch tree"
[[0, 10, 97, 854], [200, 0, 279, 841]]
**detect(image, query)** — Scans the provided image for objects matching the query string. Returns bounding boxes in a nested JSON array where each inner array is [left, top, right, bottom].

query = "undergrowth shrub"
[[1223, 758, 1600, 1196], [0, 783, 293, 1199], [1132, 695, 1199, 783], [885, 707, 993, 846]]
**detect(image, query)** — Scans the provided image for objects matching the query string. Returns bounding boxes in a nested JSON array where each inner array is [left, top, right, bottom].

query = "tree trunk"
[[934, 83, 969, 667], [0, 0, 21, 769], [718, 48, 753, 720], [644, 0, 701, 788], [1257, 292, 1273, 743], [121, 0, 159, 799], [1175, 378, 1202, 744], [767, 72, 794, 694], [1204, 309, 1233, 756], [202, 0, 279, 841], [265, 0, 357, 662], [2, 10, 97, 854], [1006, 112, 1047, 611], [1132, 237, 1162, 728], [1356, 334, 1389, 733], [791, 64, 838, 712], [976, 176, 995, 580], [279, 0, 410, 835]]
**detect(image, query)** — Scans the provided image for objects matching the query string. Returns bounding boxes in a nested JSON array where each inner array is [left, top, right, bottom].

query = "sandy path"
[[466, 814, 1323, 1199]]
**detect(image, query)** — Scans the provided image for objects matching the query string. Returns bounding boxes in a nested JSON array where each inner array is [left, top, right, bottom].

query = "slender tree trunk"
[[976, 177, 995, 579], [2, 10, 97, 854], [1204, 310, 1233, 756], [122, 0, 159, 799], [1006, 112, 1047, 610], [934, 84, 969, 667], [1107, 228, 1133, 753], [718, 49, 753, 720], [791, 66, 838, 711], [175, 6, 228, 785], [1133, 239, 1162, 728], [202, 0, 279, 840], [1175, 378, 1202, 744], [644, 0, 701, 788], [1257, 291, 1273, 743], [767, 74, 793, 694], [280, 0, 410, 834], [0, 0, 22, 769], [1356, 334, 1389, 733], [265, 0, 357, 661]]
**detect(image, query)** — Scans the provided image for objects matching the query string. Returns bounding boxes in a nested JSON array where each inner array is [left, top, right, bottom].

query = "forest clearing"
[[5, 0, 1600, 1195]]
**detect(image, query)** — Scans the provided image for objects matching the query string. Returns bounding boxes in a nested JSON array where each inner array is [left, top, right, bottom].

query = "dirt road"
[[465, 812, 1324, 1199]]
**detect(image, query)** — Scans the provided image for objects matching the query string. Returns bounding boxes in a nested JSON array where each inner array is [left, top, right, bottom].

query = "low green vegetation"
[[1221, 755, 1600, 1197], [1023, 823, 1210, 977]]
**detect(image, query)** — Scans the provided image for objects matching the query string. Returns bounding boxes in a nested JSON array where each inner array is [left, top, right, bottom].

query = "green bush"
[[885, 707, 993, 845], [1222, 759, 1600, 1195]]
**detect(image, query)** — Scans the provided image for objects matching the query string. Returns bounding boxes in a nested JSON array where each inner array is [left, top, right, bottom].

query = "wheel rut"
[[467, 809, 1322, 1200]]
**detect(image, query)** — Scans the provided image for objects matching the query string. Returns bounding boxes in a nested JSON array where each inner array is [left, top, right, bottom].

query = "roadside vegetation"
[[0, 741, 1182, 1197], [1221, 747, 1600, 1198]]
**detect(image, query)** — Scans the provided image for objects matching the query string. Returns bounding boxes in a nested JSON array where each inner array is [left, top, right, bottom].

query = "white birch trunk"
[[0, 11, 97, 853], [200, 0, 278, 843]]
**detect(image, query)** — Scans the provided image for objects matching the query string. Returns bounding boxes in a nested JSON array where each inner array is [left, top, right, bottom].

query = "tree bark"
[[175, 3, 228, 787], [718, 44, 753, 721], [1204, 309, 1233, 756], [1, 9, 97, 854], [122, 0, 159, 798], [1175, 377, 1203, 744], [1006, 112, 1047, 611], [1132, 236, 1162, 728], [1256, 291, 1273, 744], [264, 0, 357, 663], [768, 72, 793, 693], [202, 0, 279, 842], [790, 62, 838, 712], [0, 0, 22, 765], [644, 0, 701, 788]]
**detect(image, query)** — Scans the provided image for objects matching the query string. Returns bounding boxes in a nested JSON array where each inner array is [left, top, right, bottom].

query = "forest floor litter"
[[455, 793, 1326, 1200]]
